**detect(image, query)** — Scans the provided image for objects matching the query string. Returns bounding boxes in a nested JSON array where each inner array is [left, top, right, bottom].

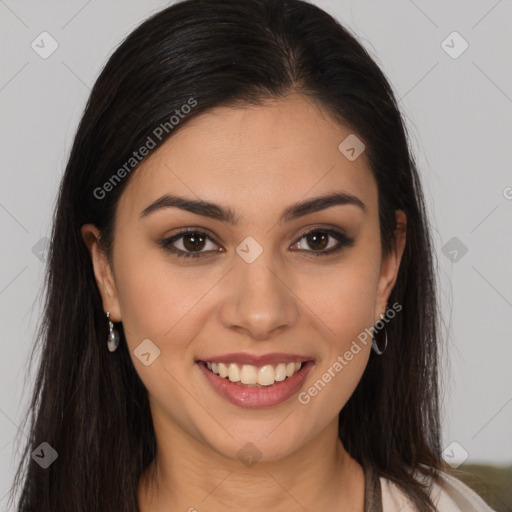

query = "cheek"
[[298, 294, 373, 426], [112, 253, 207, 416], [111, 236, 192, 350], [114, 272, 170, 342], [294, 242, 380, 414], [299, 247, 381, 342], [297, 323, 371, 437]]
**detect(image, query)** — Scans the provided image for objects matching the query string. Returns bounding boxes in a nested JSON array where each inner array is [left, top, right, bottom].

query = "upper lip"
[[198, 352, 313, 366]]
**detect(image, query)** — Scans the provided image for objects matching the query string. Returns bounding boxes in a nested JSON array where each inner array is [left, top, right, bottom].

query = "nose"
[[218, 249, 299, 341]]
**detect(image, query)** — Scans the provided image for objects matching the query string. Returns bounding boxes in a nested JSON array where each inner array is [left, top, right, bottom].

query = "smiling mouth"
[[200, 361, 306, 387]]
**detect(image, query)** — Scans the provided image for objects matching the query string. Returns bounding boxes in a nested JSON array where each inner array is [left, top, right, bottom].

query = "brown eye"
[[161, 229, 221, 258], [290, 228, 354, 256], [182, 232, 207, 252], [305, 231, 329, 251]]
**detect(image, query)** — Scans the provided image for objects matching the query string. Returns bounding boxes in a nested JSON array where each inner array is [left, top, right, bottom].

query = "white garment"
[[380, 470, 496, 511]]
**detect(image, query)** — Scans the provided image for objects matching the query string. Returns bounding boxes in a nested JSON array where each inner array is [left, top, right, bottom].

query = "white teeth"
[[218, 362, 228, 378], [228, 363, 241, 382], [240, 365, 258, 385], [257, 365, 275, 386], [274, 363, 287, 381], [204, 361, 304, 386]]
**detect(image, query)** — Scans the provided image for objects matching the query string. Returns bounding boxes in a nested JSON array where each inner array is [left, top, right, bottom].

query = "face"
[[83, 93, 405, 464]]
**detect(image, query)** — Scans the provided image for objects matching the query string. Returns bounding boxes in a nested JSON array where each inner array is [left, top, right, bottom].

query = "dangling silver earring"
[[371, 316, 388, 355], [106, 312, 120, 352]]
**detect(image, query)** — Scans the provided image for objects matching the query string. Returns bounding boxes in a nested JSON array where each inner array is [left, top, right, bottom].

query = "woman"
[[9, 0, 495, 510]]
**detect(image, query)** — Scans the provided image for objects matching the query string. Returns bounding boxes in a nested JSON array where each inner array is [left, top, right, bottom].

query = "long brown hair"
[[10, 0, 444, 510]]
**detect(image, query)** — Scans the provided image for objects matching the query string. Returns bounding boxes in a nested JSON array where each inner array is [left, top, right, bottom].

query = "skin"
[[82, 93, 406, 512]]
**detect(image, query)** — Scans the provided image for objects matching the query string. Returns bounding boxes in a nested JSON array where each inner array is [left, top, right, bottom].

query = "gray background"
[[1, 0, 511, 508]]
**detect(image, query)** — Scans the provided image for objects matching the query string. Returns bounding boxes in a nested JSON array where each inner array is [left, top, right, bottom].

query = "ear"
[[81, 224, 122, 322], [374, 210, 406, 320]]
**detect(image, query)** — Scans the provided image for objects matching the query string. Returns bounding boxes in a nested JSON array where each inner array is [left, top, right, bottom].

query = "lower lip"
[[197, 361, 314, 408]]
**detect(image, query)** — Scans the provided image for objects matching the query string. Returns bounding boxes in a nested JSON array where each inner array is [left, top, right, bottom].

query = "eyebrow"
[[139, 191, 367, 223]]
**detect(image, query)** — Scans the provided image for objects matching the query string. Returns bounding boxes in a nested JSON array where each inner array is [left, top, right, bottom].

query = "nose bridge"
[[219, 241, 299, 339]]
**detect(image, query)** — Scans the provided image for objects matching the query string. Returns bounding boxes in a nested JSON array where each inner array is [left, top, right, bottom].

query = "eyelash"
[[159, 226, 355, 259]]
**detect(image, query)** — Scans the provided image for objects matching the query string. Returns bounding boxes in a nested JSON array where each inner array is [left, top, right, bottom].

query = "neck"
[[138, 419, 365, 512]]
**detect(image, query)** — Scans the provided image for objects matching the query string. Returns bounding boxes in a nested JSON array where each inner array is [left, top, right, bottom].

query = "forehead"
[[118, 93, 377, 222]]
